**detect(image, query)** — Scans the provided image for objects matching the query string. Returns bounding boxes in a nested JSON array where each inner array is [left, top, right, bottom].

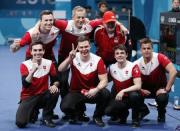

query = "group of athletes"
[[10, 5, 177, 128]]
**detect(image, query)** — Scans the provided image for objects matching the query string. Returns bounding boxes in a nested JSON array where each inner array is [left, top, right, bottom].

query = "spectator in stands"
[[136, 38, 177, 122], [121, 6, 128, 13], [84, 5, 95, 20], [170, 0, 180, 12], [96, 1, 108, 18]]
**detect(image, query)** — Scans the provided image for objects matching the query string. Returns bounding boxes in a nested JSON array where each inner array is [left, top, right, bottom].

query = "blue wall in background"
[[133, 0, 170, 40], [0, 0, 71, 45]]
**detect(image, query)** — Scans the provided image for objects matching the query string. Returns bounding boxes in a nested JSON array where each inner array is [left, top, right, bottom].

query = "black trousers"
[[57, 68, 87, 113], [105, 91, 143, 121], [58, 69, 70, 99], [58, 57, 70, 99], [16, 90, 59, 128], [140, 91, 169, 116], [60, 88, 110, 118]]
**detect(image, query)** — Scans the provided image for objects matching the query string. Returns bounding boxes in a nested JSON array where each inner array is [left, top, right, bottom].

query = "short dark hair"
[[77, 35, 90, 43], [30, 42, 44, 51], [114, 44, 128, 54], [172, 0, 180, 3], [139, 37, 153, 48], [98, 1, 108, 8], [39, 10, 53, 20]]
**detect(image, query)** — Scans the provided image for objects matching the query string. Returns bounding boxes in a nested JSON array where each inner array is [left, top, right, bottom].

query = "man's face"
[[40, 14, 54, 32], [31, 44, 45, 61], [114, 49, 127, 64], [78, 40, 90, 57], [100, 4, 107, 13], [172, 0, 180, 9], [73, 10, 86, 29], [104, 21, 116, 34], [141, 43, 153, 59]]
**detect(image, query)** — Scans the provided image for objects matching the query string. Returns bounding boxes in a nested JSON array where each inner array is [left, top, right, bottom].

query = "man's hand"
[[69, 43, 77, 60], [141, 89, 151, 96], [49, 85, 59, 94], [86, 88, 99, 98], [31, 29, 41, 42], [115, 91, 124, 101], [84, 18, 90, 24], [10, 39, 21, 53], [30, 63, 39, 74], [156, 88, 167, 96], [116, 21, 129, 35]]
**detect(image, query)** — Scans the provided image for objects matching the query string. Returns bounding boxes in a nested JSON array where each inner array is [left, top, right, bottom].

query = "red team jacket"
[[69, 52, 107, 91], [20, 58, 57, 100], [95, 24, 126, 65], [20, 26, 59, 61], [109, 61, 141, 96], [135, 52, 171, 92]]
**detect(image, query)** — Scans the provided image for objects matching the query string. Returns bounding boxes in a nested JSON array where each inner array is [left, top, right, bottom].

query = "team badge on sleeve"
[[43, 66, 46, 69], [134, 66, 140, 74]]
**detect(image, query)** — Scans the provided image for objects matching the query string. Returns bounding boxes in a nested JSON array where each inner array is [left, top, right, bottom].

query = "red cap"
[[103, 11, 116, 23]]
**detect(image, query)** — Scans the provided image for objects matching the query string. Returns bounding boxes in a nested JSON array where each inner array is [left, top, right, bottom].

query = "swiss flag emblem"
[[125, 70, 128, 74], [43, 66, 46, 69]]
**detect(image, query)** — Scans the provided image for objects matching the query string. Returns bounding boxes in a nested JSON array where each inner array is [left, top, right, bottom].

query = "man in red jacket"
[[94, 11, 126, 67]]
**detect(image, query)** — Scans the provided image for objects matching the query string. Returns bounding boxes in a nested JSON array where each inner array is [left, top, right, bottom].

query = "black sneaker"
[[29, 110, 39, 123], [68, 116, 77, 124], [30, 117, 38, 124], [77, 113, 90, 122], [119, 119, 127, 124], [108, 116, 121, 123], [132, 121, 140, 128], [61, 115, 71, 121], [158, 114, 165, 123], [93, 117, 105, 127], [52, 114, 59, 120], [42, 119, 56, 128]]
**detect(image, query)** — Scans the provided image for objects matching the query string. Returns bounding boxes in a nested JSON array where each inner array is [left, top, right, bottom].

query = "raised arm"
[[58, 43, 77, 72], [10, 32, 32, 53], [116, 21, 129, 35]]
